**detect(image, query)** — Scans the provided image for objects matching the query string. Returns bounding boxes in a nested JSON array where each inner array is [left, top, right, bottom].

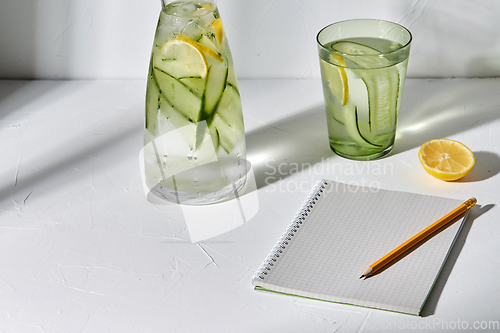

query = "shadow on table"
[[245, 104, 334, 190], [0, 81, 71, 121], [394, 79, 500, 155], [460, 151, 500, 182], [0, 81, 141, 207], [420, 203, 495, 317]]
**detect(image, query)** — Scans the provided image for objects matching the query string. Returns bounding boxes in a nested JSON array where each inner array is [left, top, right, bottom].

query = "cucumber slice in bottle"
[[210, 114, 242, 154], [198, 34, 221, 55], [199, 64, 228, 123], [158, 95, 192, 130], [145, 66, 160, 138], [201, 83, 244, 154], [195, 64, 228, 148], [179, 76, 206, 98], [215, 84, 244, 133], [153, 67, 202, 123], [157, 94, 197, 147], [208, 124, 220, 152], [225, 55, 239, 88]]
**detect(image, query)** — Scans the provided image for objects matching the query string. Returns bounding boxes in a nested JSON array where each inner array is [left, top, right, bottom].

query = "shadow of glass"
[[143, 159, 260, 243], [145, 159, 253, 206], [245, 104, 334, 189], [394, 79, 500, 154]]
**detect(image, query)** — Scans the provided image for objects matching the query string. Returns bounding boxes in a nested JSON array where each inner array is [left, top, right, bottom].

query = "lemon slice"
[[418, 138, 475, 181], [327, 54, 349, 106], [199, 3, 213, 11], [212, 18, 223, 45], [155, 36, 209, 79], [177, 34, 223, 63]]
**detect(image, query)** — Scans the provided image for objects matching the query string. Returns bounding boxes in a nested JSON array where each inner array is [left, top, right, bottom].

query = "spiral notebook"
[[252, 180, 470, 315]]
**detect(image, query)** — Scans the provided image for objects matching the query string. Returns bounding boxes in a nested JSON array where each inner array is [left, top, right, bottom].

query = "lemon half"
[[418, 138, 475, 181]]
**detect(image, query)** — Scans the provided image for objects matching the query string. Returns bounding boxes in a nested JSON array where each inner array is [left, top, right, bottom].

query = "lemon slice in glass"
[[418, 138, 475, 181], [323, 54, 349, 106], [155, 36, 209, 79]]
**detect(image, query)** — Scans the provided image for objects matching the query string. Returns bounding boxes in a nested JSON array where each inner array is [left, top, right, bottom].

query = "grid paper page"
[[252, 180, 466, 315]]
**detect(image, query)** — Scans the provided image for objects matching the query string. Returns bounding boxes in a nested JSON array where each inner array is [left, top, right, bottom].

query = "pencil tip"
[[359, 275, 365, 279]]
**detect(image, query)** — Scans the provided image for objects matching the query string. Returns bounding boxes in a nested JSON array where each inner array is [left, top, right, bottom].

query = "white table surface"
[[0, 78, 499, 332]]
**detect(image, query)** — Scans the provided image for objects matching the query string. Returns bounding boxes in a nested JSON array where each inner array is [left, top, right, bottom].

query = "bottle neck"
[[161, 0, 217, 10]]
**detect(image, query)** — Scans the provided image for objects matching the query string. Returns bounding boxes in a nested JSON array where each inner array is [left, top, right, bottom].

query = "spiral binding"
[[253, 180, 329, 281]]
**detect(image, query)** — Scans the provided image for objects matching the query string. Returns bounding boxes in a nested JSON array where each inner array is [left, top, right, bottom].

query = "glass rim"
[[316, 19, 412, 57], [161, 0, 218, 12]]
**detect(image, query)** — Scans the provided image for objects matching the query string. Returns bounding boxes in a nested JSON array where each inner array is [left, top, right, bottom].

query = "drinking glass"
[[143, 0, 247, 204], [317, 19, 412, 160]]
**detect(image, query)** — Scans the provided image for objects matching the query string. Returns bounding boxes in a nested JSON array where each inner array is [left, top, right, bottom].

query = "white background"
[[0, 0, 499, 80], [1, 1, 500, 332]]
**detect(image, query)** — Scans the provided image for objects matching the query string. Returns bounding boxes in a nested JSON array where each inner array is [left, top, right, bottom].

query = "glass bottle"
[[143, 0, 247, 205]]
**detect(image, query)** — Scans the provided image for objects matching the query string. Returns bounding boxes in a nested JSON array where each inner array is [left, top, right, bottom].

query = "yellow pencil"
[[360, 197, 477, 279]]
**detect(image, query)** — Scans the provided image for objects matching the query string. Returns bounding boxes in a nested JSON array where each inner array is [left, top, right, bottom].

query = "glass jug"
[[143, 0, 247, 205]]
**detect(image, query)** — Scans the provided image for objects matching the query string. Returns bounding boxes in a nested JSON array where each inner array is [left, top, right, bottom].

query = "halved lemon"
[[155, 36, 209, 78], [418, 139, 475, 181]]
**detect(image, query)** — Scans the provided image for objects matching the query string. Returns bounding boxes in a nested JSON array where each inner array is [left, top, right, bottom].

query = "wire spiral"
[[253, 180, 328, 281]]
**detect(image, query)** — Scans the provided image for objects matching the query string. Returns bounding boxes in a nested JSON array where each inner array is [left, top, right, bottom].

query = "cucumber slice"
[[215, 84, 244, 133], [331, 40, 391, 69], [145, 65, 160, 138], [362, 69, 400, 134], [153, 67, 202, 122], [331, 41, 383, 56], [332, 41, 399, 135], [199, 64, 228, 124], [325, 101, 344, 125], [210, 114, 242, 154], [179, 76, 206, 98], [195, 64, 228, 148], [342, 101, 381, 148], [198, 34, 221, 55], [226, 64, 238, 88], [158, 95, 191, 130], [353, 107, 382, 147], [208, 124, 220, 152], [210, 84, 245, 153], [157, 94, 196, 147]]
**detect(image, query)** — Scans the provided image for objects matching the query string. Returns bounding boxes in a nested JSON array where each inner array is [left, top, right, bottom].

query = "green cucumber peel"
[[198, 65, 228, 125], [195, 64, 229, 149], [153, 66, 202, 122], [354, 107, 382, 147]]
